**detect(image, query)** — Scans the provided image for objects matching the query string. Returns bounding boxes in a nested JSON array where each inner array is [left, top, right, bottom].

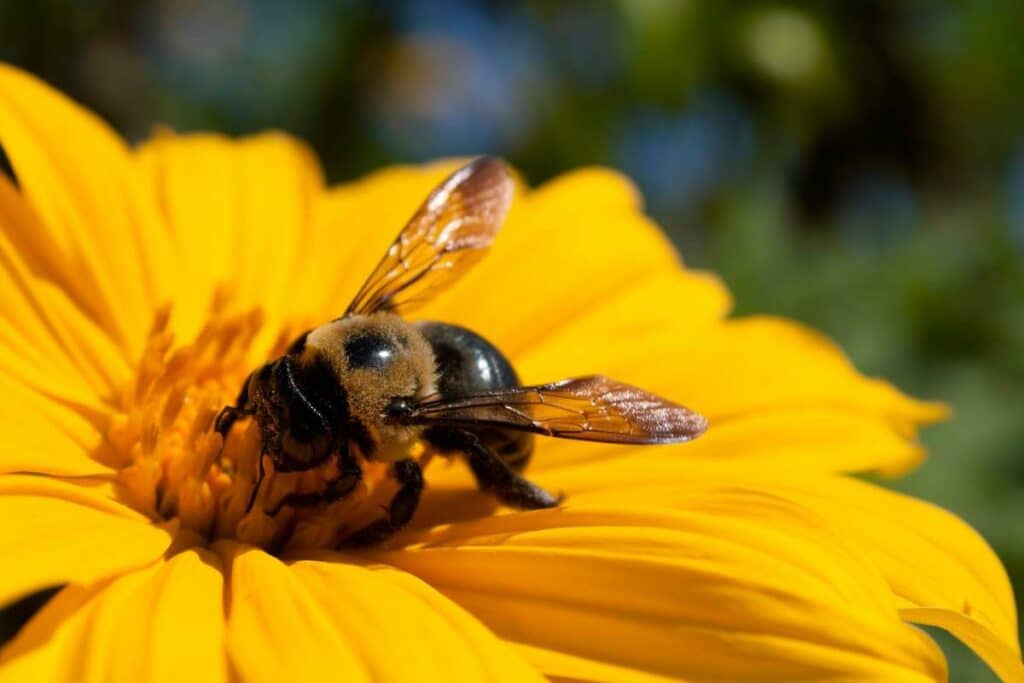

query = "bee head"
[[235, 355, 342, 472]]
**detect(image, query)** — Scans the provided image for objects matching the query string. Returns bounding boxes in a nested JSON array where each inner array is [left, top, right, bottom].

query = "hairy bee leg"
[[425, 427, 559, 509], [214, 405, 247, 437], [341, 459, 423, 547], [267, 450, 363, 516]]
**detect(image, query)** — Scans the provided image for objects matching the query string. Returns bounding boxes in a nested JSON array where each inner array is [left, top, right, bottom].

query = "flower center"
[[105, 302, 405, 553]]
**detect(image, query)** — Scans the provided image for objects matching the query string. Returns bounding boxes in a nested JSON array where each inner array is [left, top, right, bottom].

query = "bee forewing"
[[404, 375, 708, 444], [344, 157, 514, 316]]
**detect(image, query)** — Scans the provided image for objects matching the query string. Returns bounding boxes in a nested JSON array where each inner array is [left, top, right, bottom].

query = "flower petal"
[[135, 131, 324, 345], [0, 475, 171, 607], [375, 497, 946, 681], [517, 405, 929, 477], [900, 607, 1024, 683], [0, 549, 226, 683], [514, 316, 944, 475], [0, 64, 168, 356], [421, 168, 687, 357], [0, 175, 130, 405], [513, 642, 681, 683], [0, 375, 109, 477], [672, 407, 926, 474], [294, 556, 545, 682], [532, 459, 1021, 680], [216, 541, 542, 682], [516, 268, 732, 366], [528, 315, 944, 426]]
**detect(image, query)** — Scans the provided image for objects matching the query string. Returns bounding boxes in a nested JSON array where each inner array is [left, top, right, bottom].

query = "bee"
[[214, 157, 707, 546]]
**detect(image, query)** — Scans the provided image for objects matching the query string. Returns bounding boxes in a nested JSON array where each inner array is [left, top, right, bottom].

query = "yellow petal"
[[514, 316, 944, 476], [515, 406, 928, 476], [534, 458, 1021, 680], [294, 556, 544, 682], [134, 131, 324, 346], [373, 497, 946, 681], [216, 542, 372, 683], [0, 64, 168, 357], [0, 475, 171, 606], [516, 268, 732, 366], [532, 315, 943, 425], [216, 541, 542, 682], [675, 407, 926, 474], [0, 176, 130, 404], [900, 607, 1024, 683], [0, 549, 226, 683], [514, 643, 681, 683], [0, 373, 111, 477], [421, 168, 684, 357]]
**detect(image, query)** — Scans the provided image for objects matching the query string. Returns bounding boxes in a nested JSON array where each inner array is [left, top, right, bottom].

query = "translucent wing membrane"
[[345, 157, 514, 316], [406, 375, 708, 444]]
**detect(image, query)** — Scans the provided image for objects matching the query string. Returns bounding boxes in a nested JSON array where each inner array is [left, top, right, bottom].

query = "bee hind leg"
[[424, 427, 560, 510], [341, 458, 423, 547]]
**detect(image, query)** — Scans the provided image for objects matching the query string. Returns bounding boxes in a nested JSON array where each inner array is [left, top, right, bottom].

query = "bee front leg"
[[424, 427, 559, 509], [214, 405, 248, 437], [267, 448, 363, 516], [341, 458, 423, 547], [215, 368, 259, 437]]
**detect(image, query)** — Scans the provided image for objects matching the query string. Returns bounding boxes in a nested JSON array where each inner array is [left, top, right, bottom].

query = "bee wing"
[[404, 375, 707, 444], [344, 157, 514, 316]]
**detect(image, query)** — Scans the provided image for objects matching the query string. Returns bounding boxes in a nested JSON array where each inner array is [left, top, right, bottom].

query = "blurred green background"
[[1, 0, 1022, 678]]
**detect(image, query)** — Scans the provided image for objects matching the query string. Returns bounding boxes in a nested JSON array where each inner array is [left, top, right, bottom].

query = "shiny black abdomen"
[[416, 321, 534, 472]]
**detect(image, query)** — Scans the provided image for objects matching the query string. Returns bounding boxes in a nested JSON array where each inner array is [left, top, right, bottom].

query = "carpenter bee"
[[215, 157, 707, 546]]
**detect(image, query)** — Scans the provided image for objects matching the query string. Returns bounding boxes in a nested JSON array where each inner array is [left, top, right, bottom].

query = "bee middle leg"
[[341, 458, 423, 547], [424, 427, 559, 509]]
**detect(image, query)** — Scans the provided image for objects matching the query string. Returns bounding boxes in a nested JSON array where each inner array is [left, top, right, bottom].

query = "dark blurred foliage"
[[1, 1, 1023, 678]]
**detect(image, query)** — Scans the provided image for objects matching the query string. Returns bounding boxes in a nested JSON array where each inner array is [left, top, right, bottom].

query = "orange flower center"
[[104, 302, 406, 553]]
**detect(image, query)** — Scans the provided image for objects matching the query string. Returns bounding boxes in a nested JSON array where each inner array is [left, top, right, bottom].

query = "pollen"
[[104, 299, 401, 553]]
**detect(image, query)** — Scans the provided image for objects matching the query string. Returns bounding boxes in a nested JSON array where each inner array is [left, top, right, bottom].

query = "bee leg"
[[215, 369, 257, 437], [267, 450, 363, 516], [214, 405, 247, 437], [424, 427, 559, 509], [341, 458, 423, 547]]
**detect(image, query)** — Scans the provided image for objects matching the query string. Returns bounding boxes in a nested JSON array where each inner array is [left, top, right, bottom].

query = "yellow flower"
[[0, 62, 1019, 682]]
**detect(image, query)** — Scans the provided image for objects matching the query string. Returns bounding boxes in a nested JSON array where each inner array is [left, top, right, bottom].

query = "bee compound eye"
[[344, 332, 397, 370], [385, 397, 415, 419]]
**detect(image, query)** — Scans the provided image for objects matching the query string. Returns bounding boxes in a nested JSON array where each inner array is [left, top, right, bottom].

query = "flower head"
[[0, 64, 1020, 682]]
